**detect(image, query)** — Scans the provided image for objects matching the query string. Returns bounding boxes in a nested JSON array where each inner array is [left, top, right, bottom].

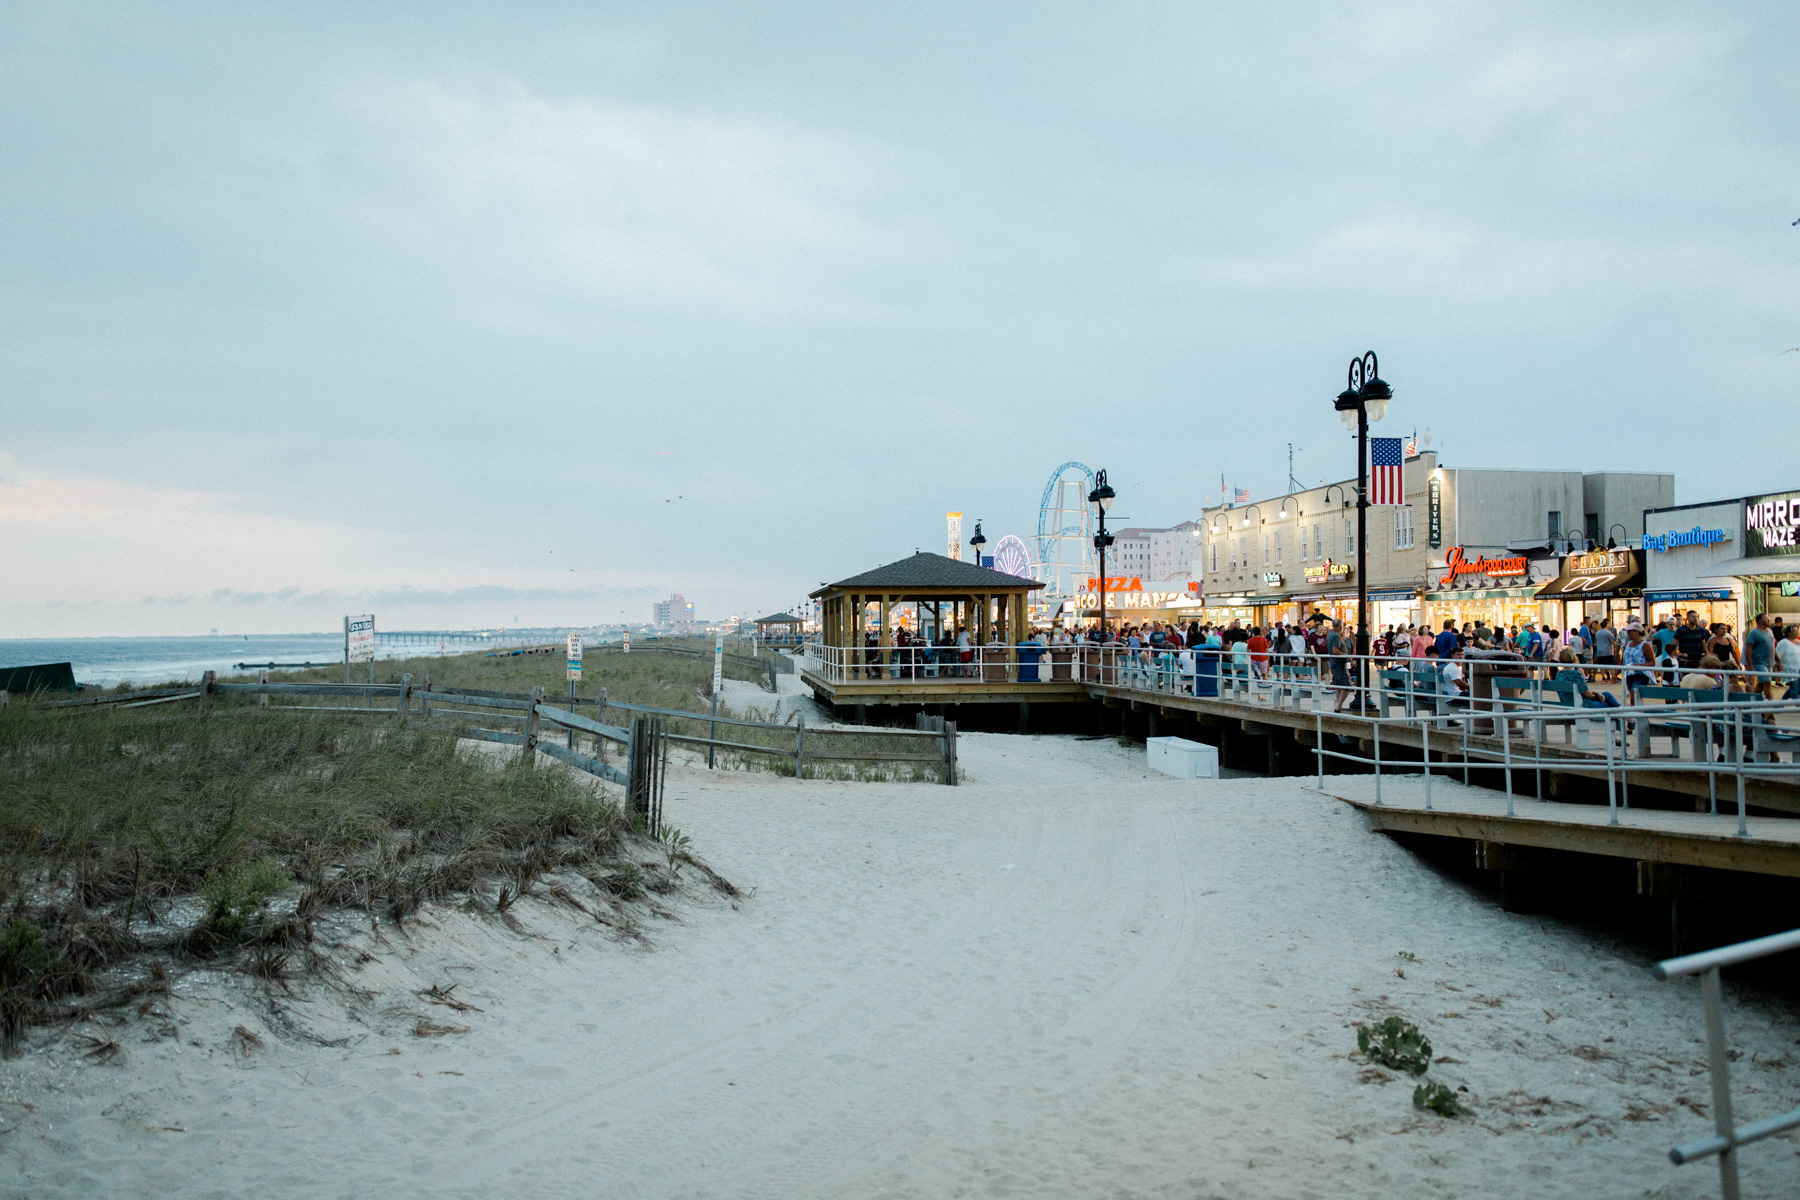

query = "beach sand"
[[4, 730, 1798, 1197]]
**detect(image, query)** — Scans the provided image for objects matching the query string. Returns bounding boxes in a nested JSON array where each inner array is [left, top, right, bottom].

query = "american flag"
[[1233, 486, 1250, 503], [1370, 437, 1404, 505]]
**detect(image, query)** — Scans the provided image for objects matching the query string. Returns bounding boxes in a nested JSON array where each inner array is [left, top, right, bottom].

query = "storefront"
[[1072, 577, 1202, 628], [1681, 490, 1800, 629], [1644, 499, 1746, 631], [1533, 548, 1645, 631], [1368, 588, 1421, 631], [1422, 545, 1557, 632]]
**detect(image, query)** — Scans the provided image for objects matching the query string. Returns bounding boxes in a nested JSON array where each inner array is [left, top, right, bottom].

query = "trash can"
[[1465, 649, 1527, 737]]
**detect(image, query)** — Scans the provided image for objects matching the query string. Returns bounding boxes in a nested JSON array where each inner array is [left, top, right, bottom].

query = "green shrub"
[[0, 919, 50, 985], [200, 860, 293, 938], [1356, 1016, 1432, 1076], [1413, 1080, 1464, 1117]]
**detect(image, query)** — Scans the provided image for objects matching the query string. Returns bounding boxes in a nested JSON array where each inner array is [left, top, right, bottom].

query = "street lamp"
[[1089, 470, 1116, 637], [1332, 351, 1393, 704], [969, 521, 987, 564]]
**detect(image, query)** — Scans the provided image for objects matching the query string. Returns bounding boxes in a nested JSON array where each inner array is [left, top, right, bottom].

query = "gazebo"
[[809, 552, 1046, 674], [753, 612, 803, 645]]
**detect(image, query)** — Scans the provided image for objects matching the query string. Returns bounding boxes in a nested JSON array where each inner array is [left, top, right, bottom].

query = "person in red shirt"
[[1247, 626, 1271, 679]]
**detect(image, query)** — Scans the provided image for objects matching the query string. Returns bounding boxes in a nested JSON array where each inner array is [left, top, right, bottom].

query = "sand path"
[[6, 734, 1798, 1197]]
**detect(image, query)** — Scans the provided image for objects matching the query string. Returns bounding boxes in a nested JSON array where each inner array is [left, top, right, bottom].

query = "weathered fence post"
[[394, 673, 412, 724], [421, 673, 432, 720], [794, 711, 806, 780], [258, 669, 269, 709], [198, 670, 215, 718], [944, 720, 958, 786], [521, 685, 543, 764], [626, 715, 651, 822]]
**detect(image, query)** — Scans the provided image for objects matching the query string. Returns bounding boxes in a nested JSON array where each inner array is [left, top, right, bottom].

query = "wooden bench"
[[1631, 685, 1715, 759], [1494, 678, 1590, 744]]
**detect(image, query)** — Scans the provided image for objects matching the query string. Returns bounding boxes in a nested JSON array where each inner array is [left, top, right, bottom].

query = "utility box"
[[1147, 736, 1219, 780]]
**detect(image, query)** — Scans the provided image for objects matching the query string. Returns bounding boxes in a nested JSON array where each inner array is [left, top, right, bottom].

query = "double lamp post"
[[1333, 351, 1392, 702]]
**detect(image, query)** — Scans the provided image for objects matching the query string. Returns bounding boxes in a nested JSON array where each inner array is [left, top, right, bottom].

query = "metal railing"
[[1652, 928, 1800, 1198]]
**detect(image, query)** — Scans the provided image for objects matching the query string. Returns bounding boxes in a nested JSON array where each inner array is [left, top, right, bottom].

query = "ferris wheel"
[[1034, 462, 1096, 607]]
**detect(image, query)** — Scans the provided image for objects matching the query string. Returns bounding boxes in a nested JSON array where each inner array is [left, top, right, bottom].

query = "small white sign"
[[713, 633, 724, 691], [346, 614, 375, 664], [567, 633, 583, 680], [623, 631, 630, 654]]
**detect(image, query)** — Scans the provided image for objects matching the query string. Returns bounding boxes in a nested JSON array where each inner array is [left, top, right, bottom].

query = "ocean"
[[0, 634, 542, 688]]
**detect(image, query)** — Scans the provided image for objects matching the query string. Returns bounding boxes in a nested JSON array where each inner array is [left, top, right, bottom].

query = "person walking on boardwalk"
[[1745, 613, 1777, 698], [1673, 610, 1710, 668], [1328, 620, 1356, 712]]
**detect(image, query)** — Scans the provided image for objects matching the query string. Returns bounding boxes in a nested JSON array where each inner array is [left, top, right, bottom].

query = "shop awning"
[[1696, 557, 1800, 581], [1534, 549, 1645, 600], [1423, 585, 1542, 600]]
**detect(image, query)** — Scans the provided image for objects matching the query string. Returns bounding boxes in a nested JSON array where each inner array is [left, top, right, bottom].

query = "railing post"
[[1735, 706, 1748, 838], [198, 670, 215, 718], [421, 673, 432, 720], [1604, 712, 1619, 826], [794, 711, 806, 780], [1702, 966, 1743, 1200], [521, 685, 543, 764], [394, 673, 412, 724], [1373, 720, 1382, 806], [944, 720, 958, 785], [1314, 711, 1323, 788], [1422, 717, 1432, 810], [1501, 700, 1513, 817], [258, 669, 269, 710]]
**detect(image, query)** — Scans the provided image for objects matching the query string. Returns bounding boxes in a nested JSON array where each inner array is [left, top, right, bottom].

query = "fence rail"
[[28, 671, 957, 785], [1652, 927, 1800, 1198]]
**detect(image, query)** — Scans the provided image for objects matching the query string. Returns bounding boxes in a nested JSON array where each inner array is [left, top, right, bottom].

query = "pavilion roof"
[[810, 552, 1045, 597], [753, 612, 800, 624]]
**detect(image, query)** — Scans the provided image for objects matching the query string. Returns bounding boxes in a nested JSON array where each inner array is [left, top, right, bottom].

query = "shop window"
[[1547, 511, 1561, 539], [1394, 507, 1415, 549], [1313, 524, 1323, 559], [1345, 518, 1356, 555], [1274, 531, 1283, 563], [1262, 534, 1270, 566], [1210, 542, 1218, 572]]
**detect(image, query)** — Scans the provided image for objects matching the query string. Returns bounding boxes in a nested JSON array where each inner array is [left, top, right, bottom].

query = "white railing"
[[801, 641, 1078, 685], [1653, 928, 1800, 1198]]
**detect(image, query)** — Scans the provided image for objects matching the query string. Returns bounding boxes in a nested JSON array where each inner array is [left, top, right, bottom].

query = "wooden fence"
[[34, 670, 958, 786]]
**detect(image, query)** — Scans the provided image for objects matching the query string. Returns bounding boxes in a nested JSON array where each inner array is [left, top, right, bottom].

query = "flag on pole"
[[1370, 437, 1404, 505], [1220, 473, 1227, 501], [1233, 487, 1250, 503]]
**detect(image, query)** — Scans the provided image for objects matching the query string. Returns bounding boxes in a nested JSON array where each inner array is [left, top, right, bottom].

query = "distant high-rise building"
[[652, 593, 695, 629]]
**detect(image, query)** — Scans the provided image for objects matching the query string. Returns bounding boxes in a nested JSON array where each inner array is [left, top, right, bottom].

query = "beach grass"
[[0, 699, 666, 1043]]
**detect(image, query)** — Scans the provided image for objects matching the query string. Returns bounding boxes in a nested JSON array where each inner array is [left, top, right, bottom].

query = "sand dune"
[[4, 732, 1797, 1197]]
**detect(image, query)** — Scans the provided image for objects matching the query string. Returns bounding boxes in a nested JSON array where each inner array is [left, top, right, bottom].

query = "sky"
[[3, 2, 1797, 636]]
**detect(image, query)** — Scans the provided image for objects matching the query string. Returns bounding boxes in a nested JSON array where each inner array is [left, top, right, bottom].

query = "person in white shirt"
[[1778, 625, 1800, 700]]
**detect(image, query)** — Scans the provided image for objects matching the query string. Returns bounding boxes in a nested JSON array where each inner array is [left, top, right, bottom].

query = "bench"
[[1494, 678, 1593, 744]]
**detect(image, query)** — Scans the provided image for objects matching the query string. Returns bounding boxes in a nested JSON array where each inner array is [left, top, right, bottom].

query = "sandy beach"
[[4, 727, 1798, 1198]]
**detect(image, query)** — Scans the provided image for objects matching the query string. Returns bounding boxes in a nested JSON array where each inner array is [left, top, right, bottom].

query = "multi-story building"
[[1107, 528, 1156, 577], [1192, 452, 1672, 633], [652, 593, 695, 629]]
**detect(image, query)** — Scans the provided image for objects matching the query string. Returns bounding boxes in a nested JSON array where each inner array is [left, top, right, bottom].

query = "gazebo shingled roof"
[[754, 612, 801, 625], [810, 552, 1045, 598]]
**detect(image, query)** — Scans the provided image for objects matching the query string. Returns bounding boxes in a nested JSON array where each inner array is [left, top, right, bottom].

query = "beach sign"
[[346, 614, 375, 664], [567, 633, 583, 680], [713, 633, 723, 692], [623, 630, 630, 654]]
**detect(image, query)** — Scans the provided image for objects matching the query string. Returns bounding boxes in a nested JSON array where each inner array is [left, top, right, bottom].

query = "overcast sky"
[[3, 3, 1796, 636]]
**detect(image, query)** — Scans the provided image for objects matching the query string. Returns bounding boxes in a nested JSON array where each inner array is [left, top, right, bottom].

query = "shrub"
[[1413, 1080, 1464, 1117], [200, 860, 293, 938], [1356, 1017, 1432, 1076], [0, 919, 50, 985]]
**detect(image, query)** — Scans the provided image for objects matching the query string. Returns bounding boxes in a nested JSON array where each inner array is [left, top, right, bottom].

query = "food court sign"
[[1442, 546, 1528, 580], [1745, 492, 1800, 557], [1075, 578, 1201, 610]]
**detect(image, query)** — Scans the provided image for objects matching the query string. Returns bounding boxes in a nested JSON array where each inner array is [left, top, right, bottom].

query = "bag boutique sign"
[[1645, 526, 1729, 554]]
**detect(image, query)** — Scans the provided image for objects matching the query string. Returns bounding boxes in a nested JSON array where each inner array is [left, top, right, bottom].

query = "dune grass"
[[0, 700, 663, 1043]]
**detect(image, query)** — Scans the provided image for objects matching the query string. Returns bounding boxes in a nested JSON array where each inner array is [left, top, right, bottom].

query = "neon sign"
[[1746, 493, 1800, 555], [1302, 559, 1351, 583], [1645, 526, 1728, 553], [1443, 546, 1528, 578]]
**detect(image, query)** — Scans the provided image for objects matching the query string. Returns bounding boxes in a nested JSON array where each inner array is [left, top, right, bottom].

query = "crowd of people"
[[853, 608, 1800, 705]]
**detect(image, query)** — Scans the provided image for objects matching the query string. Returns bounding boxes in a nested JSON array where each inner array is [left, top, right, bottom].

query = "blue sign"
[[1645, 589, 1732, 602], [1645, 526, 1728, 553]]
